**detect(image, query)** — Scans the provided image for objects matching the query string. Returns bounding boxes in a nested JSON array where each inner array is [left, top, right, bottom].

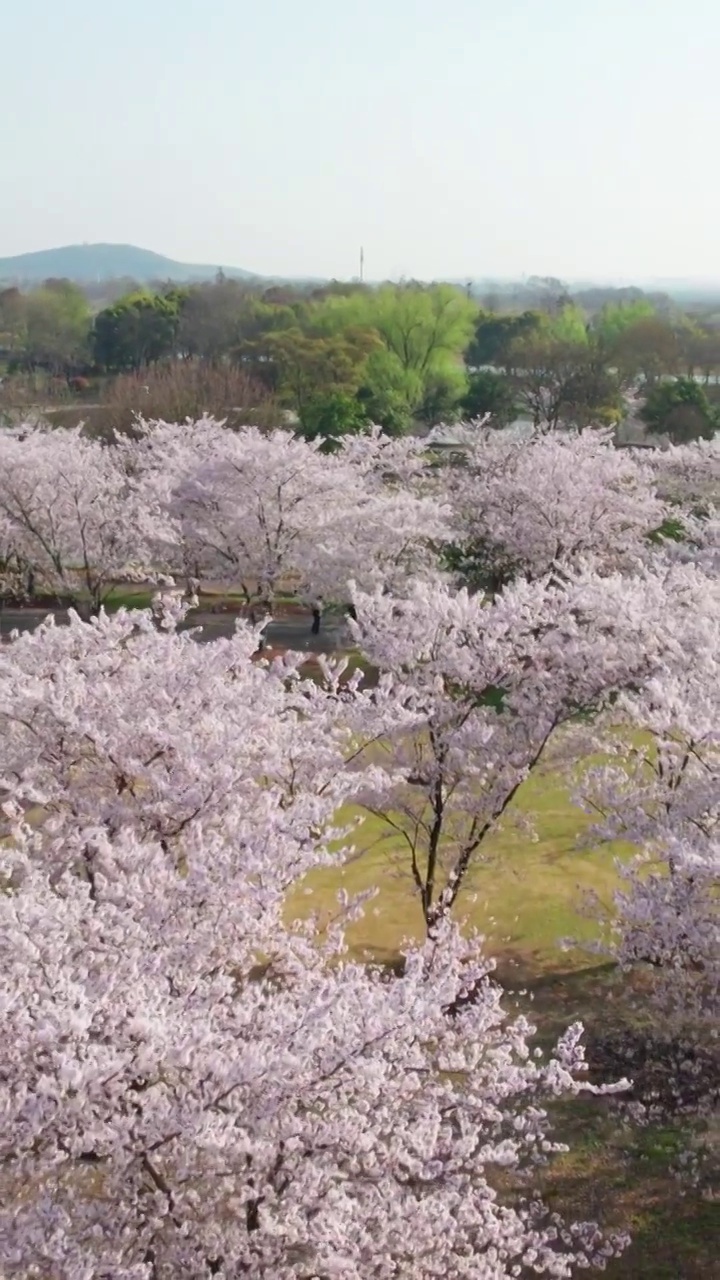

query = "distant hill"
[[0, 243, 258, 285]]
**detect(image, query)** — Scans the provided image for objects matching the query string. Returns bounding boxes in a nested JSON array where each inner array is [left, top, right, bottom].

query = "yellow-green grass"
[[291, 762, 632, 971]]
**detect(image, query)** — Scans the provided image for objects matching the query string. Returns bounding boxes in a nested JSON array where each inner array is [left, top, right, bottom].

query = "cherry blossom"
[[127, 419, 449, 617], [0, 426, 172, 614], [348, 561, 719, 931], [2, 406, 717, 1259], [645, 434, 720, 509], [444, 428, 671, 589], [0, 507, 29, 602], [0, 606, 394, 873], [575, 558, 720, 1026], [0, 608, 629, 1278]]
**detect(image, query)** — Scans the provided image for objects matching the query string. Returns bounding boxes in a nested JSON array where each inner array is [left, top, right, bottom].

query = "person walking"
[[311, 594, 323, 636]]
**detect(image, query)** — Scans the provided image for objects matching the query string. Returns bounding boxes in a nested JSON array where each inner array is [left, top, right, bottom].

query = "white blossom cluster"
[[0, 417, 717, 1273]]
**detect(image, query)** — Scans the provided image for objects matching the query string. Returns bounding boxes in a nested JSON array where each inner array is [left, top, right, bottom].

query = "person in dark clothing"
[[311, 595, 323, 635]]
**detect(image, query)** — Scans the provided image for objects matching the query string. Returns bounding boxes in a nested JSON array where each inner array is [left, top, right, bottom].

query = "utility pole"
[[359, 246, 364, 283]]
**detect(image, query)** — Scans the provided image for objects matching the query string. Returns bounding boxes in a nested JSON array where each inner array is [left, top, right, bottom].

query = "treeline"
[[2, 274, 720, 441], [465, 301, 720, 441]]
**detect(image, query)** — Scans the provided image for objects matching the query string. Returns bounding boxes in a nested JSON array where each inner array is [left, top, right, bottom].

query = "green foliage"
[[3, 273, 701, 444], [415, 364, 468, 425], [465, 310, 543, 369], [92, 290, 184, 371], [561, 360, 624, 428], [363, 283, 476, 375], [593, 299, 656, 348], [646, 515, 688, 545], [461, 369, 517, 425], [608, 316, 680, 387], [311, 283, 474, 427], [178, 280, 298, 365], [356, 348, 421, 434], [506, 322, 624, 430], [7, 280, 91, 373], [676, 320, 720, 381], [440, 538, 516, 595], [315, 283, 475, 372], [640, 376, 718, 443], [546, 304, 589, 346], [297, 390, 370, 446], [250, 326, 378, 409], [0, 287, 25, 358], [473, 683, 508, 711]]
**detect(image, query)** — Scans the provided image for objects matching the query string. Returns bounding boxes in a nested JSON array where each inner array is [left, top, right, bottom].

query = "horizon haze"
[[3, 0, 719, 282], [4, 241, 720, 294]]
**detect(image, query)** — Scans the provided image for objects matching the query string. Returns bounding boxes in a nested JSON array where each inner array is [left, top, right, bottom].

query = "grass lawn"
[[293, 760, 627, 969], [290, 765, 719, 1279], [101, 584, 247, 611], [541, 1089, 719, 1279]]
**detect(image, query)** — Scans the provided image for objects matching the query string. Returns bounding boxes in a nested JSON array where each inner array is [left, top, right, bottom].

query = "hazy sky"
[[3, 0, 718, 281]]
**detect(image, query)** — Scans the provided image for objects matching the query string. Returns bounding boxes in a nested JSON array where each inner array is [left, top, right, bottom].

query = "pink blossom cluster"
[[1, 415, 718, 1269], [0, 609, 629, 1277]]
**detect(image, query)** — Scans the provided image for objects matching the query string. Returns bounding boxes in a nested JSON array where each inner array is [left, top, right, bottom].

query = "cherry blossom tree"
[[348, 562, 718, 933], [645, 434, 720, 510], [0, 607, 629, 1278], [337, 423, 432, 488], [643, 436, 720, 573], [0, 606, 391, 866], [126, 419, 448, 619], [568, 559, 720, 1180], [575, 558, 719, 1025], [0, 426, 171, 616], [444, 428, 671, 591], [575, 543, 717, 888], [0, 507, 30, 604]]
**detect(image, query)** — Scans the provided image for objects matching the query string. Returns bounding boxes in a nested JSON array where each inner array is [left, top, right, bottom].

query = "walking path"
[[0, 605, 345, 653]]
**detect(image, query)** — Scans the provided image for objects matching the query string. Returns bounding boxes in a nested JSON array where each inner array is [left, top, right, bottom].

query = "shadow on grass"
[[541, 1115, 719, 1279]]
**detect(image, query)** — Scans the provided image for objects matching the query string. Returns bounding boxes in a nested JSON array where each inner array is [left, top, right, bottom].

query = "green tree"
[[509, 334, 589, 430], [641, 377, 718, 443], [546, 304, 589, 346], [676, 321, 720, 383], [356, 348, 420, 435], [562, 361, 623, 429], [461, 369, 517, 426], [415, 365, 468, 425], [20, 280, 91, 374], [465, 310, 542, 370], [92, 291, 184, 371], [593, 299, 656, 348], [0, 288, 27, 364], [252, 326, 379, 410], [605, 315, 679, 388], [177, 279, 293, 363], [359, 283, 476, 377], [231, 301, 313, 383], [509, 324, 623, 432], [313, 283, 475, 426], [297, 391, 370, 447]]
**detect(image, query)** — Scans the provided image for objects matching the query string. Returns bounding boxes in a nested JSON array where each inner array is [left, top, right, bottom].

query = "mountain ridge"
[[0, 243, 258, 284]]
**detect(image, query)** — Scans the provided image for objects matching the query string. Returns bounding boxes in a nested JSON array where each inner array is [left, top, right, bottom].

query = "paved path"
[[0, 606, 345, 654]]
